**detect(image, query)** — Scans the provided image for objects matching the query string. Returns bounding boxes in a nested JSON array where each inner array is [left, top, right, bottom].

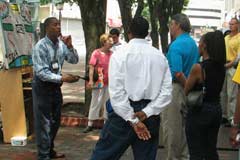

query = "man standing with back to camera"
[[32, 17, 79, 160], [90, 16, 172, 160], [161, 13, 199, 160]]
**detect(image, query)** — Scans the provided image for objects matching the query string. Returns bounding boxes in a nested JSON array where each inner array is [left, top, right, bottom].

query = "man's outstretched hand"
[[132, 121, 151, 140], [61, 74, 80, 83]]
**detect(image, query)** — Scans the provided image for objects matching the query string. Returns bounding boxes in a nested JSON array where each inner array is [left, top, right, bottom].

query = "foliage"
[[40, 0, 51, 5], [141, 2, 150, 21]]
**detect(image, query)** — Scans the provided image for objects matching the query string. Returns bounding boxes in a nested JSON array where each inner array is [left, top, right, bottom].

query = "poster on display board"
[[0, 1, 33, 69]]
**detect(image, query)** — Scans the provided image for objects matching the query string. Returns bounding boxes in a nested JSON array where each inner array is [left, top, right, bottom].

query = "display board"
[[0, 1, 33, 69]]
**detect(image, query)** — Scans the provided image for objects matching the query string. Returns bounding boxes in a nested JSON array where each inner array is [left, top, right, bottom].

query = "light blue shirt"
[[32, 36, 79, 83], [167, 33, 199, 80]]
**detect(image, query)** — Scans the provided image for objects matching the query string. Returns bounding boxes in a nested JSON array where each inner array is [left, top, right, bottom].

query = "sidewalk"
[[0, 126, 238, 160]]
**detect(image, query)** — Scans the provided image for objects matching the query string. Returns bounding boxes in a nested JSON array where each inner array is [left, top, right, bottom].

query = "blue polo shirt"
[[166, 33, 199, 80]]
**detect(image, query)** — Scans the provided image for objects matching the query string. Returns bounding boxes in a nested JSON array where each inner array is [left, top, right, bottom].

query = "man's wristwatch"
[[128, 117, 139, 126]]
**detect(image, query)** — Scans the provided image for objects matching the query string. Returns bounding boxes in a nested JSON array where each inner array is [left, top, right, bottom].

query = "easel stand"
[[0, 66, 33, 143]]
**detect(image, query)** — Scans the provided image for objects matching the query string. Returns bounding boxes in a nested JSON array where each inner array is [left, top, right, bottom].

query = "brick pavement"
[[0, 126, 239, 160]]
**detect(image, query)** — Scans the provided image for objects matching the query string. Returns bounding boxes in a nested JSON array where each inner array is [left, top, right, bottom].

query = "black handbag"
[[79, 59, 99, 82], [186, 65, 206, 109], [84, 66, 99, 82]]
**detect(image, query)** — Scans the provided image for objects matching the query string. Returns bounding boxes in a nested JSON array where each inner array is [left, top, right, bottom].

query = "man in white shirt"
[[90, 17, 172, 160], [109, 28, 123, 52]]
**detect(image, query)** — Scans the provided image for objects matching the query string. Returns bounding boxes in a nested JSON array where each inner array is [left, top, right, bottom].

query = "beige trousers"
[[88, 86, 109, 120], [161, 83, 189, 160], [221, 67, 238, 119]]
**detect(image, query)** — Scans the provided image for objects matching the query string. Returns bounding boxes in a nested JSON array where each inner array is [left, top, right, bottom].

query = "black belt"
[[129, 99, 151, 112], [129, 99, 151, 104]]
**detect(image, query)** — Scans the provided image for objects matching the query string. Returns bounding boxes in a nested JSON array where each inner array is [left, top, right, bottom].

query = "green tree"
[[117, 0, 133, 42], [147, 0, 159, 48], [76, 1, 107, 114], [40, 0, 51, 5], [117, 0, 189, 51], [69, 0, 107, 114], [157, 0, 189, 53], [117, 0, 146, 42]]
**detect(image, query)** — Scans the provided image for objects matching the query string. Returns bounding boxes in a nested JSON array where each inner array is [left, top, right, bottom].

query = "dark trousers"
[[32, 77, 62, 160], [185, 102, 222, 160], [90, 99, 160, 160]]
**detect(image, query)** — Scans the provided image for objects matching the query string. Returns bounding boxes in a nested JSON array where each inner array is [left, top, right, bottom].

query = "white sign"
[[0, 2, 33, 68]]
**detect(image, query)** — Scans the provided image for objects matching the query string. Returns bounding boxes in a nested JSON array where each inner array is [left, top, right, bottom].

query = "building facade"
[[184, 0, 225, 40], [225, 0, 240, 22]]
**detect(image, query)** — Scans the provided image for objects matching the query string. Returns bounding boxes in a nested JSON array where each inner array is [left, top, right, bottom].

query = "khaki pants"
[[88, 86, 109, 120], [221, 67, 238, 119], [161, 83, 189, 160]]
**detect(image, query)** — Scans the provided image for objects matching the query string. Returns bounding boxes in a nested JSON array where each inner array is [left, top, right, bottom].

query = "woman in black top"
[[184, 30, 226, 160]]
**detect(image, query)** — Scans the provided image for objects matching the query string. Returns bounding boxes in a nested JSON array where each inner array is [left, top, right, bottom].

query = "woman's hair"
[[231, 17, 239, 24], [202, 30, 226, 64], [99, 33, 111, 46]]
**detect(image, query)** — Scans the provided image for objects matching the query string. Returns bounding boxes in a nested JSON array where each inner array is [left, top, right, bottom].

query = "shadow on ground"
[[62, 102, 88, 117]]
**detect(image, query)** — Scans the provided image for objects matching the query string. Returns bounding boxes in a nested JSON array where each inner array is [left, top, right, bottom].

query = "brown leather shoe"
[[50, 150, 65, 159]]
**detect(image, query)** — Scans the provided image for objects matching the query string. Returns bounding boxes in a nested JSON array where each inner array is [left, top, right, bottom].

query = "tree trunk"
[[148, 0, 159, 49], [134, 0, 144, 18], [157, 0, 170, 54], [117, 0, 132, 42], [76, 0, 106, 115], [159, 22, 169, 54]]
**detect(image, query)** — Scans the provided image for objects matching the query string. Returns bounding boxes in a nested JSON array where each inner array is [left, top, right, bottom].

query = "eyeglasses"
[[229, 23, 238, 25]]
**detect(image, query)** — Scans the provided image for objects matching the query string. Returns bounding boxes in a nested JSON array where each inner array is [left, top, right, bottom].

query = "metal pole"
[[59, 9, 62, 25], [239, 148, 240, 160]]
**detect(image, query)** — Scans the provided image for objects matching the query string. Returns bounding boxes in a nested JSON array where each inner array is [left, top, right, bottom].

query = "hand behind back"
[[132, 121, 151, 141]]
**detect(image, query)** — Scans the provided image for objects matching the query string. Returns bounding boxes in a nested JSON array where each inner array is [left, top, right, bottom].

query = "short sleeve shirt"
[[167, 33, 199, 80], [225, 33, 240, 61], [89, 49, 112, 85]]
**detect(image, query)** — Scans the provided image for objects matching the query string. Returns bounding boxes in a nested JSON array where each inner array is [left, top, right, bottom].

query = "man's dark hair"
[[110, 28, 120, 36], [128, 17, 149, 38], [43, 17, 58, 34], [171, 13, 191, 33], [203, 30, 226, 64]]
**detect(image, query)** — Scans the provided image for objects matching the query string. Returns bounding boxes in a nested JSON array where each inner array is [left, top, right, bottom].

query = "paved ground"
[[61, 56, 85, 104], [0, 126, 239, 160]]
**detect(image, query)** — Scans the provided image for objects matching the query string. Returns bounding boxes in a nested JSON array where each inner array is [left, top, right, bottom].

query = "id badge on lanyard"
[[51, 47, 59, 73]]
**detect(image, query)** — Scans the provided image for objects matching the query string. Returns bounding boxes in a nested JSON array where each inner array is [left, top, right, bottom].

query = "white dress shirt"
[[109, 38, 172, 123]]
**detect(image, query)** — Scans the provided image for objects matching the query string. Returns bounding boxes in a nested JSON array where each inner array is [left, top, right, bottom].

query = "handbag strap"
[[200, 63, 206, 95]]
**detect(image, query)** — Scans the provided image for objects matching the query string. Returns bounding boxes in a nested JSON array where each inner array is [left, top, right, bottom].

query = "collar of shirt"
[[44, 35, 60, 50], [175, 32, 189, 41], [128, 38, 148, 45]]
